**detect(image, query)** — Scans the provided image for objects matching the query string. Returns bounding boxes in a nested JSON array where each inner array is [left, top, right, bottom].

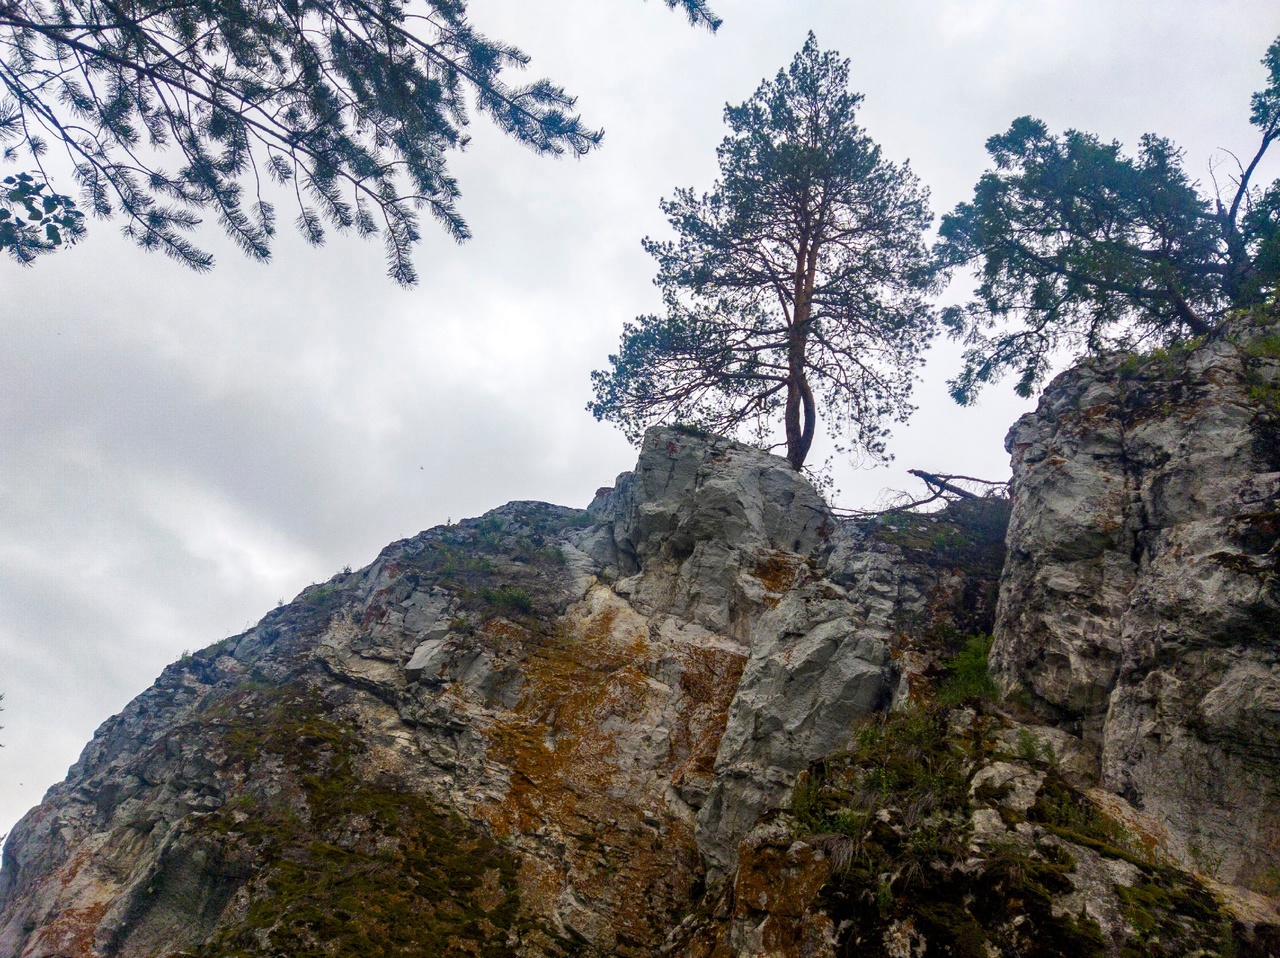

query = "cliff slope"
[[995, 310, 1280, 891], [3, 319, 1279, 957], [0, 428, 1000, 958]]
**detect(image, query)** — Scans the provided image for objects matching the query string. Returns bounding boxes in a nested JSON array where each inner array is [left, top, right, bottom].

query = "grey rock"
[[0, 427, 1007, 956], [696, 590, 893, 877], [994, 314, 1280, 889]]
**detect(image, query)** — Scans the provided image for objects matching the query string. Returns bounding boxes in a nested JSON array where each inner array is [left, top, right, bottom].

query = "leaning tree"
[[589, 33, 937, 471], [936, 34, 1280, 404], [0, 0, 719, 278]]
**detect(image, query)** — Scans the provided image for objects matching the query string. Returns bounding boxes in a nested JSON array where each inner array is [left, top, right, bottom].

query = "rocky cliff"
[[0, 428, 1002, 958], [2, 321, 1279, 957], [994, 310, 1280, 892]]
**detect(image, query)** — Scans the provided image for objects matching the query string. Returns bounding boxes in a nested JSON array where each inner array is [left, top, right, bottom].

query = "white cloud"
[[2, 0, 1277, 836]]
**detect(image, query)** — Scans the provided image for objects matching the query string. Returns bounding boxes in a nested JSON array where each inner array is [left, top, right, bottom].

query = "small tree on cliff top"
[[936, 35, 1280, 404], [589, 34, 937, 471]]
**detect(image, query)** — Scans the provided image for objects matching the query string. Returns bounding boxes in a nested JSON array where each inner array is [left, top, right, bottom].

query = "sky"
[[2, 0, 1278, 837]]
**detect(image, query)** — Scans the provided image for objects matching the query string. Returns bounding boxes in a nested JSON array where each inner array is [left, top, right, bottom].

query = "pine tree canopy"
[[936, 35, 1280, 404], [0, 0, 719, 280], [589, 33, 937, 472]]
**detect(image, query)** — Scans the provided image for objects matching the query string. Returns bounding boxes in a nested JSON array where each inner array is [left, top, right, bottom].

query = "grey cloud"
[[2, 0, 1277, 836]]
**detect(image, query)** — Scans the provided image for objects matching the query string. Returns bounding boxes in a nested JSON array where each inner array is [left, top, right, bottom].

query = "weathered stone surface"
[[582, 428, 1006, 880], [3, 428, 999, 958], [12, 364, 1274, 958], [994, 312, 1280, 890], [695, 587, 893, 878], [586, 427, 836, 635]]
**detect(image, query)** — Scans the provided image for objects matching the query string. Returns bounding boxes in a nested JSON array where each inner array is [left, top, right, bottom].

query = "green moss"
[[191, 687, 552, 958], [1025, 771, 1156, 867], [914, 901, 989, 958], [1115, 867, 1235, 958], [936, 634, 1000, 705]]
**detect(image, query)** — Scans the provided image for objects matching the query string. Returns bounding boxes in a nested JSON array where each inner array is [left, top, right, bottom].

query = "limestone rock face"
[[14, 373, 1273, 958], [584, 428, 836, 633], [670, 708, 1280, 958], [994, 314, 1280, 890], [0, 427, 999, 958]]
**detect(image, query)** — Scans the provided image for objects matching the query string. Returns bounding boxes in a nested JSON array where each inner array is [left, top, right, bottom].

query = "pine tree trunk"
[[785, 313, 815, 471], [785, 377, 803, 469], [785, 241, 818, 471]]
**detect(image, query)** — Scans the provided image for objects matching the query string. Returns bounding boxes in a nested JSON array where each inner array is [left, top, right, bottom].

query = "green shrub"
[[477, 585, 533, 615], [937, 634, 1000, 705], [790, 703, 1109, 957]]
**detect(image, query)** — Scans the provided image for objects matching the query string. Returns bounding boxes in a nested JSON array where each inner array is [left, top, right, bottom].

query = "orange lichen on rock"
[[677, 829, 835, 958], [669, 643, 746, 794], [476, 586, 737, 953], [750, 550, 808, 603], [30, 901, 110, 958]]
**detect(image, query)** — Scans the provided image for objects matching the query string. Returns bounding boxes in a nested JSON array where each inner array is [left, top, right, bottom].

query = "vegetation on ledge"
[[186, 686, 564, 958], [782, 639, 1250, 958]]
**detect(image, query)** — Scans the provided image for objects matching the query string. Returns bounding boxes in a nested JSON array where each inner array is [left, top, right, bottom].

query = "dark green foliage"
[[193, 686, 543, 958], [653, 0, 721, 29], [0, 0, 715, 281], [590, 33, 937, 471], [936, 634, 999, 705], [790, 705, 1109, 958], [791, 707, 1245, 956], [477, 585, 534, 615], [0, 171, 85, 263], [938, 35, 1280, 403]]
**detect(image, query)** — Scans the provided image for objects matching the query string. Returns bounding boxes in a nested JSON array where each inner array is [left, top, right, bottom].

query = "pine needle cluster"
[[0, 0, 718, 278]]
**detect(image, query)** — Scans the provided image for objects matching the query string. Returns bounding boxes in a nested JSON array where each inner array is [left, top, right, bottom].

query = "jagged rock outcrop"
[[0, 427, 1001, 958], [4, 365, 1277, 958], [993, 311, 1280, 891], [669, 705, 1280, 958]]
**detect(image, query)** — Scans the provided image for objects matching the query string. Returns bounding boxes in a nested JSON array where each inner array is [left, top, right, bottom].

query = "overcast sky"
[[2, 0, 1278, 837]]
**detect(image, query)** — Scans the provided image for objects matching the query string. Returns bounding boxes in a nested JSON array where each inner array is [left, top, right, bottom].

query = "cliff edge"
[[0, 428, 998, 957], [2, 320, 1279, 958]]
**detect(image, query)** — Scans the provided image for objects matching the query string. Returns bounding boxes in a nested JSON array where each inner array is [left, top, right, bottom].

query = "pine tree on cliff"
[[0, 0, 719, 279], [588, 33, 938, 472], [937, 34, 1280, 404]]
